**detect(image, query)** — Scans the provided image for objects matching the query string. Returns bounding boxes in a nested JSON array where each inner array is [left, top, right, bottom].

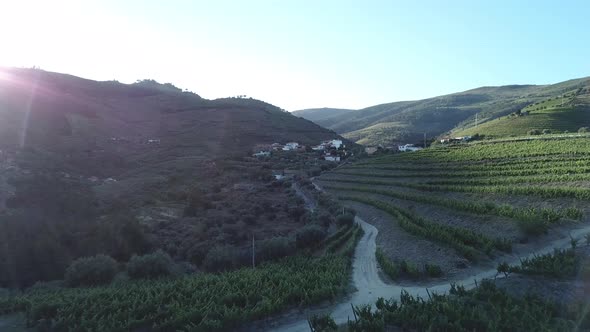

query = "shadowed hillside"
[[0, 67, 340, 175]]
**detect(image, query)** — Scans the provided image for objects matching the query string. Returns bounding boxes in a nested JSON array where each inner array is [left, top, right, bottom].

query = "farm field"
[[0, 224, 364, 332], [316, 137, 590, 280]]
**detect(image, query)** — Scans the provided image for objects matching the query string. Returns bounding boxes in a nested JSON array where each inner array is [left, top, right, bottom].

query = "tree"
[[65, 255, 118, 287], [579, 127, 589, 133]]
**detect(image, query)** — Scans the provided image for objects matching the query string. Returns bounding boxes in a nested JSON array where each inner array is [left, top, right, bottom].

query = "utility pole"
[[475, 113, 478, 128], [424, 132, 427, 148], [252, 235, 255, 268]]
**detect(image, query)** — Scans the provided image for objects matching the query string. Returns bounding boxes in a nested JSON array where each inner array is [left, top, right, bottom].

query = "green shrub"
[[202, 246, 236, 272], [257, 237, 295, 262], [308, 313, 337, 331], [579, 127, 589, 133], [296, 225, 327, 249], [528, 129, 542, 135], [65, 255, 118, 287], [127, 250, 175, 279], [376, 248, 399, 279], [424, 263, 443, 277], [542, 129, 552, 135]]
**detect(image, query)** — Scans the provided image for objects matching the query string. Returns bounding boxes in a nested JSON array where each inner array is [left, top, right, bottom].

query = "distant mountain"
[[292, 107, 356, 123], [0, 67, 342, 176], [297, 77, 590, 145]]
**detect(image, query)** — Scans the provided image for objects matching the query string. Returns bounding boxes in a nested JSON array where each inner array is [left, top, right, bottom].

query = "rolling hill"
[[295, 77, 590, 145], [292, 107, 356, 123], [0, 67, 341, 176], [0, 67, 351, 288]]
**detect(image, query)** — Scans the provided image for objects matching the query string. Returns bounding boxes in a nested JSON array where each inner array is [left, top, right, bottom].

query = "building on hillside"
[[324, 155, 341, 162], [398, 144, 423, 152], [271, 143, 283, 150], [272, 170, 286, 180], [282, 142, 300, 151], [329, 139, 343, 149]]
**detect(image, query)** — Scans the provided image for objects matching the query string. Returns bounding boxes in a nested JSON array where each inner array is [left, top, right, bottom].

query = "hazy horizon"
[[1, 0, 589, 111]]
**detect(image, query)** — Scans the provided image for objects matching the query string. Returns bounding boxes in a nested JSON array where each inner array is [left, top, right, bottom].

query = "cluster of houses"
[[439, 135, 472, 144], [252, 139, 346, 162]]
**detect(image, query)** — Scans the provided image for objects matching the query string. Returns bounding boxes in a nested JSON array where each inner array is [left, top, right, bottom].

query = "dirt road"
[[269, 213, 590, 332]]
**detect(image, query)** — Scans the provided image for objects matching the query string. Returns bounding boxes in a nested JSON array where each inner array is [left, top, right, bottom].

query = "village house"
[[252, 151, 271, 157], [324, 155, 341, 162], [398, 144, 423, 152], [329, 139, 343, 149], [282, 142, 300, 151]]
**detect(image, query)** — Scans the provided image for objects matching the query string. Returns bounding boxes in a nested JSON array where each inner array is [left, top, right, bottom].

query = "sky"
[[0, 0, 589, 111]]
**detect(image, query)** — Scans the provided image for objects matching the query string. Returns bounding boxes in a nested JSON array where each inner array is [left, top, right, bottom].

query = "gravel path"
[[267, 184, 590, 332]]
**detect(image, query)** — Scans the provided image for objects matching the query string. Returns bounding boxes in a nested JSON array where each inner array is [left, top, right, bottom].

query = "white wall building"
[[329, 139, 343, 149], [324, 156, 341, 162], [398, 144, 423, 152], [282, 142, 300, 151]]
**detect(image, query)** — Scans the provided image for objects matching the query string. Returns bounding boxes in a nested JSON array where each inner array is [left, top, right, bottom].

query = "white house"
[[329, 139, 343, 149], [398, 144, 423, 152], [324, 155, 341, 162], [282, 142, 300, 151]]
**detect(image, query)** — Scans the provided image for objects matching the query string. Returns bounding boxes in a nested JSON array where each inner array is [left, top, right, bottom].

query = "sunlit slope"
[[454, 92, 590, 138]]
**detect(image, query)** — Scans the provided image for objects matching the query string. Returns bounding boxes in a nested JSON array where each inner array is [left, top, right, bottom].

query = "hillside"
[[0, 68, 340, 175], [297, 77, 590, 146], [0, 67, 350, 288], [292, 107, 356, 123], [452, 88, 590, 137]]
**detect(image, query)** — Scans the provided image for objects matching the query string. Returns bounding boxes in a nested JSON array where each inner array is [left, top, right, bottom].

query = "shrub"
[[257, 237, 295, 262], [542, 129, 552, 135], [65, 255, 118, 287], [424, 263, 443, 277], [296, 225, 327, 249], [127, 250, 175, 279], [308, 313, 337, 331], [202, 246, 236, 272], [336, 213, 355, 227], [528, 129, 542, 135]]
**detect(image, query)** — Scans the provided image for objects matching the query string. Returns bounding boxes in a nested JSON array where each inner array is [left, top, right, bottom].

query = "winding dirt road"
[[269, 210, 590, 332]]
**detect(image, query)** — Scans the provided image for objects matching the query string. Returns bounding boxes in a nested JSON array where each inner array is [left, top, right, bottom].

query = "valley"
[[1, 67, 589, 332]]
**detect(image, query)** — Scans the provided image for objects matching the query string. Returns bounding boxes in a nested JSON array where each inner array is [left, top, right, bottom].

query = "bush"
[[202, 246, 236, 272], [424, 263, 443, 277], [65, 255, 118, 287], [257, 237, 295, 262], [127, 250, 175, 279], [308, 313, 337, 331], [528, 129, 542, 135], [336, 213, 355, 227], [579, 127, 589, 133], [542, 129, 552, 135], [296, 225, 327, 249]]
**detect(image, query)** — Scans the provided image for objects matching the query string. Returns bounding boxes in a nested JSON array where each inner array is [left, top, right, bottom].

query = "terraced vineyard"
[[317, 137, 590, 277], [0, 226, 364, 332]]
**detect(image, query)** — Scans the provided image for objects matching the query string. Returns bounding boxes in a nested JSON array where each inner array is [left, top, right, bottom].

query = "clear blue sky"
[[1, 0, 589, 110]]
